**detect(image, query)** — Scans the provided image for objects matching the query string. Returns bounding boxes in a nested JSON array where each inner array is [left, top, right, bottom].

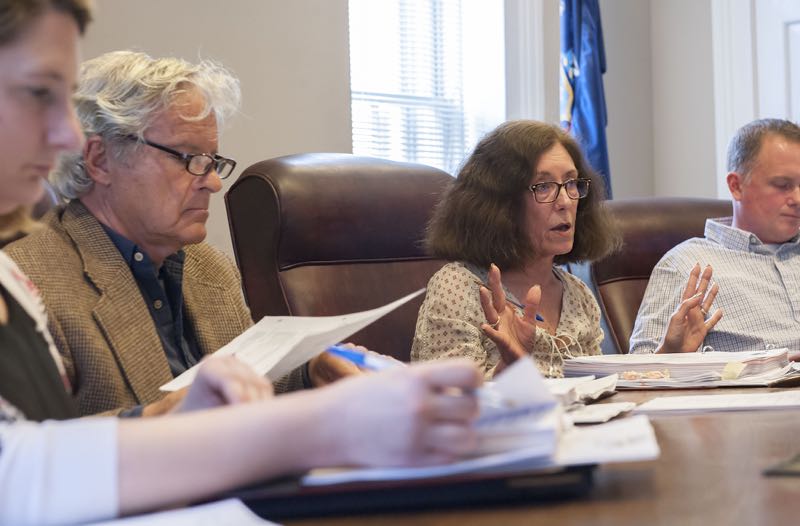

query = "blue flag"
[[560, 0, 611, 198]]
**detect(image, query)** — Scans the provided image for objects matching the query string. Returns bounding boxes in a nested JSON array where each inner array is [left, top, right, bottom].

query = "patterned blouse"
[[411, 262, 603, 377]]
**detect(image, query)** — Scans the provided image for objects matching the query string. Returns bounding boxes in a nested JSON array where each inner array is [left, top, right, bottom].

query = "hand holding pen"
[[326, 344, 405, 371], [478, 263, 543, 375]]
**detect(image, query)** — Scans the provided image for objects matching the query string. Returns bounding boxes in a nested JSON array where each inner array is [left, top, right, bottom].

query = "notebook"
[[224, 466, 595, 520]]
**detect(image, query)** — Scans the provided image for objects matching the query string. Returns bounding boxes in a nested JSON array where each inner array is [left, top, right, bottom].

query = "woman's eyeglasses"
[[527, 178, 591, 203]]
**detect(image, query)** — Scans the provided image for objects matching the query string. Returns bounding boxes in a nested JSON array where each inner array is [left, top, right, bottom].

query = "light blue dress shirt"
[[630, 217, 800, 354]]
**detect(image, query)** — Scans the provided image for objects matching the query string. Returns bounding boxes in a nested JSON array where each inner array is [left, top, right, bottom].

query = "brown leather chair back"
[[225, 153, 453, 361], [591, 197, 732, 354]]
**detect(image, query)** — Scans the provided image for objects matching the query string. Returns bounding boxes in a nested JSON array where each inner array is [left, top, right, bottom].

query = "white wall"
[[83, 0, 352, 256], [650, 0, 718, 197], [82, 0, 726, 257], [600, 0, 654, 198]]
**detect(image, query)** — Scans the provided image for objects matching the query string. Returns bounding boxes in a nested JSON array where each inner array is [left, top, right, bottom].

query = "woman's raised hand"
[[479, 264, 542, 373]]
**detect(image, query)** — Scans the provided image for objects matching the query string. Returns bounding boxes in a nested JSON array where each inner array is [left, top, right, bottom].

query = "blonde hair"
[[0, 207, 39, 242]]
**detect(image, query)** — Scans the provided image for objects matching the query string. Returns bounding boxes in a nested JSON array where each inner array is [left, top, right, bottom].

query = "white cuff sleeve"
[[0, 417, 118, 525]]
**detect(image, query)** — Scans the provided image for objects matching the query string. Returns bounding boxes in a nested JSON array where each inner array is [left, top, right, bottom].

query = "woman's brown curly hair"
[[426, 120, 620, 269]]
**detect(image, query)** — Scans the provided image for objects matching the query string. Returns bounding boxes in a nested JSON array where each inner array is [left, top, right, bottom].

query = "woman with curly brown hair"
[[412, 120, 720, 377]]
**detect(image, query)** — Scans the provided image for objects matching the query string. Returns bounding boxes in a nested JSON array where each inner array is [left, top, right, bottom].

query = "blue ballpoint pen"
[[325, 345, 404, 371]]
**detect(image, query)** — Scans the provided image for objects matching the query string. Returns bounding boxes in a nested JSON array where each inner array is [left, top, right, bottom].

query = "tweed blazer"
[[5, 200, 304, 415]]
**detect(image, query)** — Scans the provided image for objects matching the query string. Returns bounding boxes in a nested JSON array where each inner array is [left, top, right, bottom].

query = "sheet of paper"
[[634, 390, 800, 415], [474, 357, 559, 455], [543, 374, 617, 405], [544, 376, 595, 405], [566, 402, 636, 424], [161, 289, 425, 391], [555, 415, 660, 465], [88, 499, 276, 526], [302, 414, 659, 486], [574, 374, 618, 402], [302, 442, 556, 486]]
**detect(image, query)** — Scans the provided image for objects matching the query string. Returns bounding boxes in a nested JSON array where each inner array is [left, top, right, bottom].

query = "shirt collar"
[[100, 224, 185, 269], [705, 216, 800, 254]]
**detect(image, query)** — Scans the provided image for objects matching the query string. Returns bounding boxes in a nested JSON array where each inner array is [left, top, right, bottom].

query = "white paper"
[[87, 499, 277, 526], [544, 376, 595, 405], [634, 390, 800, 415], [302, 443, 556, 486], [161, 289, 425, 391], [544, 374, 618, 406], [564, 349, 791, 388], [616, 363, 800, 389], [303, 415, 659, 486], [555, 415, 660, 465], [566, 402, 637, 424], [474, 357, 559, 454]]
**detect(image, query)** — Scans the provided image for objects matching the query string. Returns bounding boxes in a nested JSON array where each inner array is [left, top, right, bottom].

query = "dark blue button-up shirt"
[[102, 225, 202, 378]]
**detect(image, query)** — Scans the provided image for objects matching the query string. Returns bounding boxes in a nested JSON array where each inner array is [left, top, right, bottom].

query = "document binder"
[[224, 465, 595, 519]]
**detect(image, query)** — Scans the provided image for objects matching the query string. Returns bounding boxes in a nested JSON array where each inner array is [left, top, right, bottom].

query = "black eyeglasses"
[[125, 136, 237, 179], [527, 178, 591, 203]]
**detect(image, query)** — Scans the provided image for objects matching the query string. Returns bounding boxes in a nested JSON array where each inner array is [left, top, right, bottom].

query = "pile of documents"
[[305, 357, 659, 486], [563, 349, 800, 388], [474, 358, 561, 456], [158, 290, 659, 487]]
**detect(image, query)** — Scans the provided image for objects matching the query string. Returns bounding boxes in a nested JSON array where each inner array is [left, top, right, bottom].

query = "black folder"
[[224, 465, 595, 520]]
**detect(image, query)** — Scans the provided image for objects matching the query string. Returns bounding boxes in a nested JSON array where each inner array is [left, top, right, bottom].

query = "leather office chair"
[[591, 197, 733, 354], [225, 153, 453, 362]]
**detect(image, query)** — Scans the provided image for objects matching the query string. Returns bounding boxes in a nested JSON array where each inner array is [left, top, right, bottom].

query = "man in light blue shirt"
[[631, 119, 800, 354]]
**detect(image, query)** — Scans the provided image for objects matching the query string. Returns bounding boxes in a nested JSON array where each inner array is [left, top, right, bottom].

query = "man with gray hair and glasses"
[[630, 118, 800, 354], [6, 50, 356, 416]]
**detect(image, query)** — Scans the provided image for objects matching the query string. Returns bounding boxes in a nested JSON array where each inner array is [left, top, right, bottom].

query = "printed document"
[[635, 390, 800, 415], [161, 289, 425, 391]]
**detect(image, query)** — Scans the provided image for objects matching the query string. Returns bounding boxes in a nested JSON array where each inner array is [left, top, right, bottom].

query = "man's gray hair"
[[51, 50, 242, 199], [727, 118, 800, 177]]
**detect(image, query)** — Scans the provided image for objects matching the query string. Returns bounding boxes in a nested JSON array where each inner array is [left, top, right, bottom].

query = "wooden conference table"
[[286, 387, 800, 526]]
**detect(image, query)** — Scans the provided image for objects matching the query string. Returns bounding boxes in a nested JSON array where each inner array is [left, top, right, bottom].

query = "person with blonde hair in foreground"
[[0, 1, 482, 524]]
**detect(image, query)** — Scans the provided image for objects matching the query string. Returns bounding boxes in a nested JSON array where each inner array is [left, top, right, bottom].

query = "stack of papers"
[[303, 415, 659, 486], [563, 349, 797, 389], [474, 358, 560, 456], [302, 359, 658, 487]]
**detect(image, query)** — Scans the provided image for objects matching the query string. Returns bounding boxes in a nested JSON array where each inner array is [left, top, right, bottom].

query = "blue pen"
[[472, 278, 545, 322], [325, 345, 403, 371]]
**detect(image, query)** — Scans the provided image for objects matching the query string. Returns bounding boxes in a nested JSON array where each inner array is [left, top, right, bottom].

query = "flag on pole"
[[560, 0, 612, 198]]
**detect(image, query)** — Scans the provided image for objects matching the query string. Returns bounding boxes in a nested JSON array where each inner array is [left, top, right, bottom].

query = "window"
[[348, 0, 506, 175]]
